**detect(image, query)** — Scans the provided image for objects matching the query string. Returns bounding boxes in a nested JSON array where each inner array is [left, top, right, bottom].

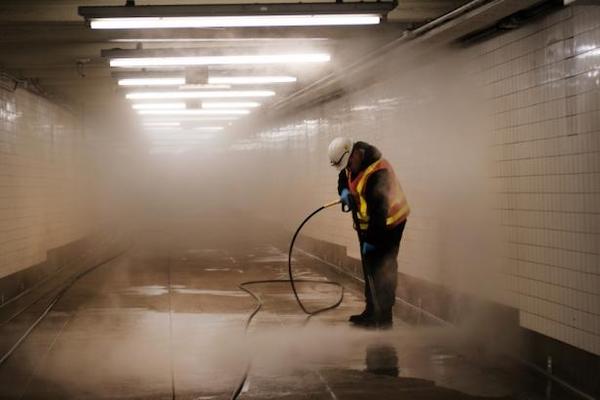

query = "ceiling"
[[0, 0, 473, 110]]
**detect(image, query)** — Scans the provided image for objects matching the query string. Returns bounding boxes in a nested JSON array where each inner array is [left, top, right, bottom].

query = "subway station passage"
[[0, 215, 526, 400], [1, 1, 599, 400]]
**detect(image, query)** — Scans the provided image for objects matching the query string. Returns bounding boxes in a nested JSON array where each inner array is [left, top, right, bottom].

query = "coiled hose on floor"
[[229, 200, 344, 400]]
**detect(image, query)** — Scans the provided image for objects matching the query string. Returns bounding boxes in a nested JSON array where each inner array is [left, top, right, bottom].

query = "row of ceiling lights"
[[79, 1, 396, 134], [118, 76, 297, 86]]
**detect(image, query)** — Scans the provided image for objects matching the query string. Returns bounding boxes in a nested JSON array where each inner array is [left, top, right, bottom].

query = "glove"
[[340, 188, 353, 210], [361, 242, 376, 255]]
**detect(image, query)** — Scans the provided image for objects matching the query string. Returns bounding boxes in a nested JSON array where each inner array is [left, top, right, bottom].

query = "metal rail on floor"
[[0, 264, 67, 310], [0, 246, 130, 368]]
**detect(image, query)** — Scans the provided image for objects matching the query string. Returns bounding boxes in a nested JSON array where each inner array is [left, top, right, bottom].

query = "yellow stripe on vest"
[[348, 158, 409, 232]]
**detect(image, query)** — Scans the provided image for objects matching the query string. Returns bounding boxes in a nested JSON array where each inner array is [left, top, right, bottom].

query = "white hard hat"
[[328, 137, 354, 171]]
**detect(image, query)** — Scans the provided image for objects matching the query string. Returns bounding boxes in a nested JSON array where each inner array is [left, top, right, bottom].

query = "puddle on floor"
[[203, 267, 244, 273], [273, 271, 322, 280], [249, 246, 292, 263], [122, 285, 169, 296], [252, 256, 293, 263], [431, 353, 458, 363], [186, 249, 223, 255], [173, 288, 248, 297]]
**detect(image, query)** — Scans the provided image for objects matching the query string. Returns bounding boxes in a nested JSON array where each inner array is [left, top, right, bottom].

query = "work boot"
[[351, 316, 377, 329], [349, 310, 372, 324], [376, 318, 393, 330], [351, 317, 393, 330], [376, 311, 393, 330]]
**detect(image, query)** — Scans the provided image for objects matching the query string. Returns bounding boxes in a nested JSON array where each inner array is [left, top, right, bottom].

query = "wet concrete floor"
[[0, 216, 537, 399]]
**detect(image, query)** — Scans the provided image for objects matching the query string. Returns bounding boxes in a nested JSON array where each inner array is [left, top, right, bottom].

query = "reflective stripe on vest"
[[347, 159, 409, 231]]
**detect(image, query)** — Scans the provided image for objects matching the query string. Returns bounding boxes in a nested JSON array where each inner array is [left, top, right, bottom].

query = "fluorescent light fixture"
[[202, 102, 260, 109], [132, 102, 186, 110], [126, 90, 274, 100], [138, 109, 250, 115], [144, 126, 182, 131], [110, 38, 328, 43], [180, 84, 231, 90], [194, 126, 225, 131], [90, 14, 379, 29], [142, 116, 239, 121], [208, 76, 296, 85], [143, 122, 181, 127], [118, 77, 185, 86], [110, 54, 330, 68]]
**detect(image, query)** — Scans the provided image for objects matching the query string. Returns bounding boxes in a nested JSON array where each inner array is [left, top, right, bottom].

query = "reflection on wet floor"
[[366, 343, 400, 377], [0, 219, 534, 400]]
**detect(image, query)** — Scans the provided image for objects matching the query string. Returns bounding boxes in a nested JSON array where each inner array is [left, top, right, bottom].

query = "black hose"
[[287, 200, 344, 315], [228, 200, 344, 400]]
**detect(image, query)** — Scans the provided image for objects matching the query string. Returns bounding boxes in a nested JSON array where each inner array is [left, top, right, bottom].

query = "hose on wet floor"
[[229, 200, 345, 400]]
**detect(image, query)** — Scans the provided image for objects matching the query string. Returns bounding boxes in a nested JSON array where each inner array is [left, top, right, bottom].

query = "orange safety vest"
[[347, 159, 409, 231]]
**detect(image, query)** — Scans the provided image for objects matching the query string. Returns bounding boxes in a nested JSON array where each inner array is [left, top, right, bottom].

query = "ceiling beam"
[[0, 0, 473, 23], [78, 1, 397, 18], [0, 22, 408, 44]]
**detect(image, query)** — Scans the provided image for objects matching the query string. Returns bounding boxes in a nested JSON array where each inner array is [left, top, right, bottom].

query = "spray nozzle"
[[323, 199, 342, 209]]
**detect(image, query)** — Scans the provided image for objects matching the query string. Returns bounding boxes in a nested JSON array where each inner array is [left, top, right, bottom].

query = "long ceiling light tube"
[[118, 77, 185, 86], [132, 102, 187, 109], [202, 102, 260, 108], [110, 38, 329, 43], [179, 84, 231, 90], [138, 109, 250, 115], [208, 76, 296, 84], [89, 14, 380, 29], [143, 121, 181, 126], [126, 90, 274, 99], [144, 126, 182, 130], [110, 54, 330, 68], [141, 116, 239, 121], [194, 127, 225, 131]]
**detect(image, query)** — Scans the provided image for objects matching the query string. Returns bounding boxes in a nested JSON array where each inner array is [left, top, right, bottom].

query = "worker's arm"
[[364, 169, 390, 244]]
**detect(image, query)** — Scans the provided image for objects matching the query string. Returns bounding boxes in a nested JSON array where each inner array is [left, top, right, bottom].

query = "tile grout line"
[[167, 253, 176, 400]]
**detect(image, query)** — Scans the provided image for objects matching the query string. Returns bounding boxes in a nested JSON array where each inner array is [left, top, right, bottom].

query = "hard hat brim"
[[331, 152, 350, 171]]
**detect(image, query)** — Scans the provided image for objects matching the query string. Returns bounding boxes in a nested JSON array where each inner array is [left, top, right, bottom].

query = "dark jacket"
[[337, 141, 396, 245]]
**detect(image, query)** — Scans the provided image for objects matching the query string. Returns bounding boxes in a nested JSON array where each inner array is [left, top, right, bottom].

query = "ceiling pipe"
[[79, 1, 397, 19], [268, 0, 544, 112], [406, 0, 491, 37], [268, 0, 491, 111]]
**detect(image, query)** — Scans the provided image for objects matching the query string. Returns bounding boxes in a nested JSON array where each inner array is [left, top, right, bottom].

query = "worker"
[[328, 137, 409, 328]]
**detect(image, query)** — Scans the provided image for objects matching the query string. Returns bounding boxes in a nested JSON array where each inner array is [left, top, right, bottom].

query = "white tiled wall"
[[232, 5, 600, 355], [482, 5, 600, 355], [0, 88, 92, 279]]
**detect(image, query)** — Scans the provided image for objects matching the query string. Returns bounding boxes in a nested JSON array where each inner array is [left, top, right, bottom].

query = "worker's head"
[[347, 146, 364, 175], [327, 137, 354, 171]]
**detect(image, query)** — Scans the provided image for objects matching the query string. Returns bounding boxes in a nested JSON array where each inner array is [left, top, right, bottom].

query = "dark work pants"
[[361, 220, 406, 320]]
